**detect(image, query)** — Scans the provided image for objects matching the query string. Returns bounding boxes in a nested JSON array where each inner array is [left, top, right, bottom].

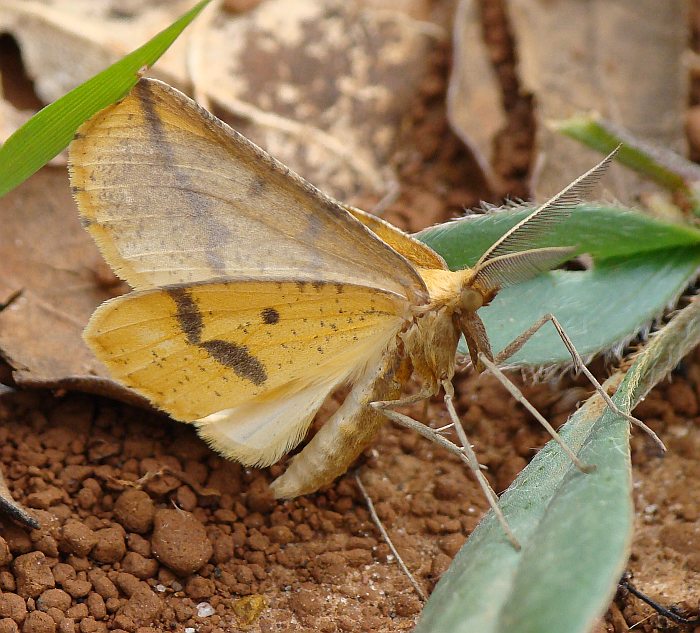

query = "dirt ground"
[[0, 1, 699, 633]]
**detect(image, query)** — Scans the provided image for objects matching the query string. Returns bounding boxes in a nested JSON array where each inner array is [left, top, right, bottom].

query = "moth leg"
[[494, 313, 665, 452], [372, 388, 441, 427], [371, 389, 434, 411], [372, 388, 521, 550], [477, 353, 595, 474]]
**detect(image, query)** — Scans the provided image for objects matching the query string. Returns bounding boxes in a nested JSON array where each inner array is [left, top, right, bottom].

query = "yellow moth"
[[69, 79, 657, 545]]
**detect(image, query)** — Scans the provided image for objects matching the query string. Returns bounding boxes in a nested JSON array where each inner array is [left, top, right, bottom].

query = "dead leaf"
[[0, 0, 194, 102], [191, 0, 440, 197], [0, 168, 144, 404], [447, 0, 687, 202], [447, 0, 506, 190], [1, 0, 440, 199], [509, 0, 688, 201]]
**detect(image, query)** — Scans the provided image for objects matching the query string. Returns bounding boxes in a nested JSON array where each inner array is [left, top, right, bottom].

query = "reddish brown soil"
[[0, 2, 699, 633], [1, 352, 699, 633]]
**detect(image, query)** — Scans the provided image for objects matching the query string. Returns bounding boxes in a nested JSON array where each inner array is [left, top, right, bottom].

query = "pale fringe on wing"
[[195, 376, 344, 467]]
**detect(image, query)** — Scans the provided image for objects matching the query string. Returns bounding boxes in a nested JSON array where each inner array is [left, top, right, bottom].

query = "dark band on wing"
[[169, 288, 203, 345], [200, 340, 267, 385], [167, 287, 267, 385], [135, 80, 232, 276]]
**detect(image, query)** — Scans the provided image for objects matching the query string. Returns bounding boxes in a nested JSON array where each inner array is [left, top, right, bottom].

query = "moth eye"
[[460, 288, 483, 312], [261, 307, 280, 324]]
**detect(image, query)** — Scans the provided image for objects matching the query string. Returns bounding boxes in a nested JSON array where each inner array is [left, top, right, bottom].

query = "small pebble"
[[13, 553, 55, 598], [60, 522, 96, 558], [91, 528, 125, 564], [21, 610, 55, 633], [0, 594, 27, 624], [0, 618, 19, 633], [196, 603, 215, 618]]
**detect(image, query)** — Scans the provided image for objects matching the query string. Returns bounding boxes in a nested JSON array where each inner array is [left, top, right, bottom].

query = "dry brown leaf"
[[0, 168, 144, 404], [447, 0, 505, 190], [447, 0, 687, 201], [509, 0, 688, 201], [187, 0, 439, 197]]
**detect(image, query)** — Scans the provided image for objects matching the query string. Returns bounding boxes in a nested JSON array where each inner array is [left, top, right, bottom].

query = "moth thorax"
[[402, 309, 460, 389], [459, 287, 484, 313]]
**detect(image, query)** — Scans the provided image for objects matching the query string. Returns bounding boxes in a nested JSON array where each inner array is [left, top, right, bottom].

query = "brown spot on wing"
[[261, 307, 280, 324]]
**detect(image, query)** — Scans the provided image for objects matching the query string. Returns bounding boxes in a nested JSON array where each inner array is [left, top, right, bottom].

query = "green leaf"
[[0, 0, 211, 198], [416, 297, 700, 633], [480, 248, 700, 365], [418, 207, 700, 364], [417, 206, 700, 266]]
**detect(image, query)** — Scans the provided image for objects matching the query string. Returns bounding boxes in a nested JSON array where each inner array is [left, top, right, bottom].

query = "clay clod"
[[150, 509, 212, 576]]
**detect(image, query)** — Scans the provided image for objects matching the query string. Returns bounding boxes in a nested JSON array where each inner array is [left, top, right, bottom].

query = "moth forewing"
[[69, 78, 428, 303]]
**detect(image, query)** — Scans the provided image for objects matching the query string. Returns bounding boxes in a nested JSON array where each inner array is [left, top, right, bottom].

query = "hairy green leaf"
[[416, 297, 700, 633]]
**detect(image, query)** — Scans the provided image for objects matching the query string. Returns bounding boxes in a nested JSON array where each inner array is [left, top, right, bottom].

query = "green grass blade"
[[416, 297, 700, 633], [0, 0, 211, 198], [551, 116, 700, 214]]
